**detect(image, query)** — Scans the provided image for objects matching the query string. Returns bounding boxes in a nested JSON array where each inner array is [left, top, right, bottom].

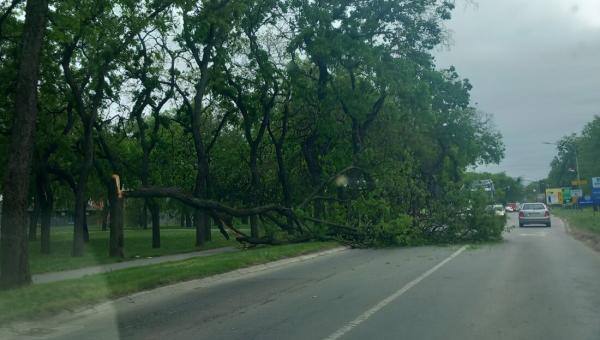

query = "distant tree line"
[[547, 116, 600, 192]]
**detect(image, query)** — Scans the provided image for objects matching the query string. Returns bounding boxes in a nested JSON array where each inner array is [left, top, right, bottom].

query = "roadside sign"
[[592, 188, 600, 205], [546, 188, 563, 205], [593, 177, 600, 189], [572, 179, 588, 186], [578, 198, 594, 207], [571, 189, 583, 198], [563, 188, 572, 204]]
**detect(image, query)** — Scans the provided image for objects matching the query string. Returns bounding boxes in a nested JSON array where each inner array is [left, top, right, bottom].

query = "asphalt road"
[[11, 214, 600, 339]]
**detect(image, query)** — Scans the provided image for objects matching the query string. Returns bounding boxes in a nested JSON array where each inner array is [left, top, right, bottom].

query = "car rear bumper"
[[519, 217, 550, 225]]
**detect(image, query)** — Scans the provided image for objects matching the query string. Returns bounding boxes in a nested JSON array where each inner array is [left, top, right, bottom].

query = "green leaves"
[[0, 0, 509, 248]]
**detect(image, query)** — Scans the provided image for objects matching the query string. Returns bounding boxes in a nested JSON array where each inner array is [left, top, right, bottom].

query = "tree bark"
[[191, 124, 210, 246], [72, 134, 91, 256], [267, 106, 293, 228], [273, 143, 292, 208], [185, 211, 192, 228], [180, 208, 185, 228], [194, 209, 207, 247], [0, 0, 48, 289], [180, 19, 214, 247], [141, 200, 148, 230], [28, 193, 39, 241], [301, 133, 325, 222], [249, 148, 260, 238], [125, 187, 294, 218], [205, 212, 212, 241]]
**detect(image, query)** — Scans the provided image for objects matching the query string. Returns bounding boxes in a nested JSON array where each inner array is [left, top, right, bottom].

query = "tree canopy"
[[1, 0, 505, 288]]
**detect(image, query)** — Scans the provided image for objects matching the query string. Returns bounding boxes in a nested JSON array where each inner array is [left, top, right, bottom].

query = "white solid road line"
[[323, 245, 468, 340]]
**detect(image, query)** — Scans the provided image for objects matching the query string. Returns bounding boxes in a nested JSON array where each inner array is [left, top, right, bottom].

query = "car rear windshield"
[[522, 203, 545, 210]]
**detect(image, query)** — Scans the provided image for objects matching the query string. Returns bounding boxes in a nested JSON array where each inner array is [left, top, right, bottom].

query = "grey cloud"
[[436, 0, 600, 180]]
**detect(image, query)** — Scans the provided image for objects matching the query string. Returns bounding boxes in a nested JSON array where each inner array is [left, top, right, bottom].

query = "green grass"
[[552, 207, 600, 234], [23, 227, 239, 274], [0, 241, 338, 324]]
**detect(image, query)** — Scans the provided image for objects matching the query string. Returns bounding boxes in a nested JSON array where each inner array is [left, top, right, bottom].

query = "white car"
[[493, 204, 505, 216]]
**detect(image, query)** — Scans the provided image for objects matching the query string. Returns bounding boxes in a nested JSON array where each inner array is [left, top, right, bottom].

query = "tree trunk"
[[39, 181, 53, 254], [249, 215, 259, 238], [249, 148, 260, 238], [302, 134, 325, 224], [83, 205, 89, 243], [141, 199, 148, 230], [0, 0, 49, 289], [192, 155, 209, 246], [274, 143, 292, 208], [205, 214, 212, 241], [185, 211, 192, 228], [28, 193, 39, 241], [148, 199, 160, 248], [108, 176, 124, 258], [194, 209, 207, 247], [71, 102, 97, 254], [72, 172, 88, 256], [180, 208, 185, 228], [273, 140, 294, 228]]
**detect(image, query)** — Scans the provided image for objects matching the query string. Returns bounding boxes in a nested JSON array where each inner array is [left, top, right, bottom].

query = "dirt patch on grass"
[[564, 221, 600, 253]]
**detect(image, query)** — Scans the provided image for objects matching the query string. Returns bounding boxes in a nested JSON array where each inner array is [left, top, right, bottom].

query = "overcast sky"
[[435, 0, 600, 181]]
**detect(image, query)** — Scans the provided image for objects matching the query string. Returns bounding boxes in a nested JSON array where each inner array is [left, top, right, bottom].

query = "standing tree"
[[170, 0, 244, 245], [0, 0, 49, 289]]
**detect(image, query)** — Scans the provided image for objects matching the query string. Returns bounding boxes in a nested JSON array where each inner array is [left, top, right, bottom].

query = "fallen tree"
[[120, 166, 372, 246], [124, 186, 310, 245]]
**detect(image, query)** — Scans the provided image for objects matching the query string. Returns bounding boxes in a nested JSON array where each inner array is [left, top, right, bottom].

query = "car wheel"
[[519, 223, 524, 228], [547, 222, 551, 228]]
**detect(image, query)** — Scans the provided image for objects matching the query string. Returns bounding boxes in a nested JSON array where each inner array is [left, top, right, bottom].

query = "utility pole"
[[574, 146, 581, 186]]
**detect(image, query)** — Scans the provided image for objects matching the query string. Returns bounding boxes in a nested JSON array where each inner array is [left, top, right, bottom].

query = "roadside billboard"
[[546, 188, 563, 205], [562, 187, 572, 205], [571, 189, 583, 203], [593, 177, 600, 189], [592, 188, 600, 203]]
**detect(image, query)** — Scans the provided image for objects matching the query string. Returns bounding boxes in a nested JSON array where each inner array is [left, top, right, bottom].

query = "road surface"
[[7, 214, 600, 339]]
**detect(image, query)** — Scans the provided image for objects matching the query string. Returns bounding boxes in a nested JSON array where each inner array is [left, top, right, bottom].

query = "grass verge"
[[0, 241, 338, 325], [552, 208, 600, 234], [25, 228, 238, 274]]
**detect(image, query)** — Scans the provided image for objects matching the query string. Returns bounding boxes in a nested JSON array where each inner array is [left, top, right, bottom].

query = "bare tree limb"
[[125, 187, 291, 218], [299, 166, 366, 209]]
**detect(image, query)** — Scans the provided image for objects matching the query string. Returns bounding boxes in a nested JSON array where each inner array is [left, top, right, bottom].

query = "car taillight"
[[519, 211, 524, 218], [544, 211, 550, 217]]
